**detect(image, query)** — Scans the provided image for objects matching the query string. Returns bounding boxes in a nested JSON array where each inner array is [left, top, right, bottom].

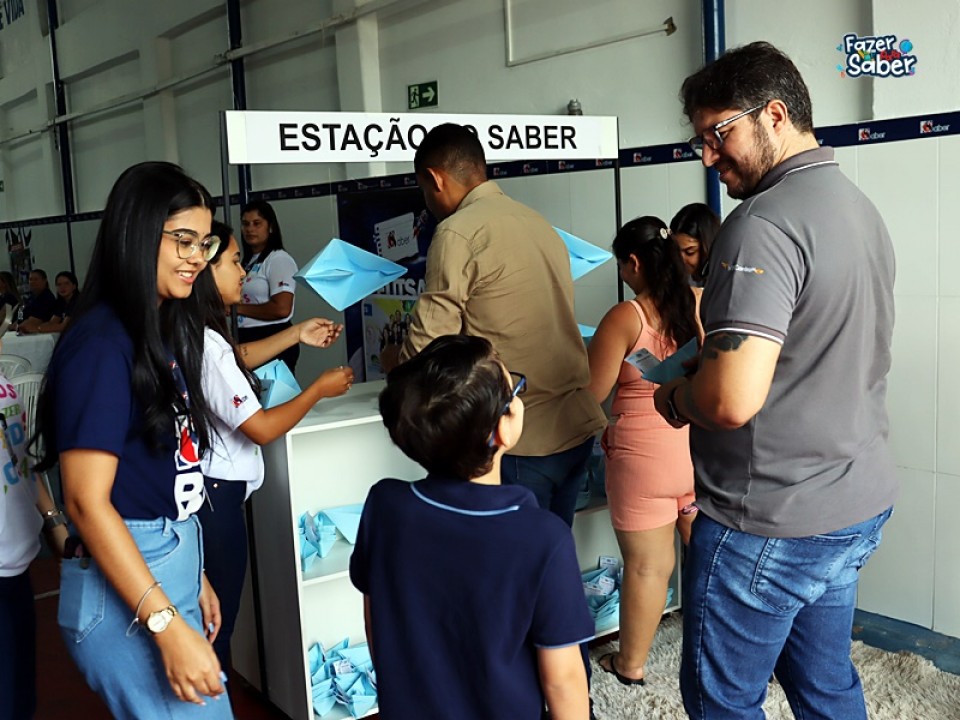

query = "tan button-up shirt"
[[400, 181, 605, 456]]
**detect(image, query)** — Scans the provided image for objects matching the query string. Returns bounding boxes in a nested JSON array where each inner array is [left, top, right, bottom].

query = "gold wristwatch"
[[145, 605, 179, 635]]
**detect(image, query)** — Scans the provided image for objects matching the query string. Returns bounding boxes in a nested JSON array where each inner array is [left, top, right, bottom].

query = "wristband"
[[666, 385, 690, 425], [42, 509, 67, 531]]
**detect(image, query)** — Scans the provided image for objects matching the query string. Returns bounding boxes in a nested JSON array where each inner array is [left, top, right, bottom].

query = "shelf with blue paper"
[[300, 504, 364, 587], [238, 380, 425, 720]]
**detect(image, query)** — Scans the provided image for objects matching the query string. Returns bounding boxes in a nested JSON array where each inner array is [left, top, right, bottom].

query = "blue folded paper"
[[308, 638, 377, 718], [254, 359, 301, 408], [582, 557, 674, 634], [639, 337, 699, 384], [295, 238, 407, 311], [554, 227, 613, 281], [299, 504, 366, 576]]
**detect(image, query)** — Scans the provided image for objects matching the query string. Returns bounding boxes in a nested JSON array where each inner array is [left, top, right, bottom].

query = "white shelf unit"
[[237, 380, 679, 719], [244, 382, 423, 720]]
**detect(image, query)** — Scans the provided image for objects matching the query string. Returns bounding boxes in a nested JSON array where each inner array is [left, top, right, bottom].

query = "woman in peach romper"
[[588, 215, 701, 686]]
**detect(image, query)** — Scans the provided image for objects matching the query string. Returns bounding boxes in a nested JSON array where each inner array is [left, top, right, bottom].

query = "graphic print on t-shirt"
[[0, 383, 27, 489], [173, 412, 205, 520]]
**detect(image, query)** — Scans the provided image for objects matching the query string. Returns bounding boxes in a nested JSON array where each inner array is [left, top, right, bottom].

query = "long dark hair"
[[670, 203, 721, 282], [35, 161, 219, 467], [613, 216, 697, 350], [240, 199, 284, 268], [193, 220, 259, 392]]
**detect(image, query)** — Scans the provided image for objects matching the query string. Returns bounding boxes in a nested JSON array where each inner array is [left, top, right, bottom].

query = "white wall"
[[1, 0, 959, 634]]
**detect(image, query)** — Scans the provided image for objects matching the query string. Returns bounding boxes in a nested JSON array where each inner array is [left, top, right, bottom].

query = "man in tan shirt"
[[399, 123, 605, 526]]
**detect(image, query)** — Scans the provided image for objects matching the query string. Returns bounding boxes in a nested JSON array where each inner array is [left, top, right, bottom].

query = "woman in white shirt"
[[196, 220, 353, 674], [237, 200, 301, 370]]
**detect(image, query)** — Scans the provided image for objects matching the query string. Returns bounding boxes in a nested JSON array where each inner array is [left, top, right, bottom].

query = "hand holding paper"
[[254, 359, 302, 408], [627, 338, 700, 384]]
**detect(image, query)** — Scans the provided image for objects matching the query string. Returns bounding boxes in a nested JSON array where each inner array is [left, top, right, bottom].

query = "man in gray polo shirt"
[[654, 42, 897, 719]]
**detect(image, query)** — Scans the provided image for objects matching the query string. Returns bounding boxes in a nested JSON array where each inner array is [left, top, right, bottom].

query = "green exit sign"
[[408, 81, 438, 110]]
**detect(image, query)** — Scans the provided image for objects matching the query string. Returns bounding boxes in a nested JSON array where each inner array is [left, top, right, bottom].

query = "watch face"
[[146, 607, 173, 634]]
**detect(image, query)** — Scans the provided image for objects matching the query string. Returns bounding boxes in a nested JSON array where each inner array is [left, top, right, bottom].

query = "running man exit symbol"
[[408, 81, 438, 109]]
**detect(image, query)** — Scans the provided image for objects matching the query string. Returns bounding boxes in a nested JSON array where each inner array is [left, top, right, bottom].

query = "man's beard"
[[724, 123, 777, 200]]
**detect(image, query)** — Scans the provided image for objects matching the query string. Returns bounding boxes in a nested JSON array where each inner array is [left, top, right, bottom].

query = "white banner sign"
[[225, 111, 619, 164]]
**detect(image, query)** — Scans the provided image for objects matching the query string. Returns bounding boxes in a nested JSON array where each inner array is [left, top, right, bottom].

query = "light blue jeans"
[[58, 515, 234, 719], [680, 508, 892, 720]]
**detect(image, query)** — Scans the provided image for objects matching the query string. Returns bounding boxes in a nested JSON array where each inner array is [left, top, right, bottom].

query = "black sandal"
[[598, 652, 646, 686]]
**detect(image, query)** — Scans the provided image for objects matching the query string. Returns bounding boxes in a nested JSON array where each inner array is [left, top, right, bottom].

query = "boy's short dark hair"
[[379, 335, 511, 480]]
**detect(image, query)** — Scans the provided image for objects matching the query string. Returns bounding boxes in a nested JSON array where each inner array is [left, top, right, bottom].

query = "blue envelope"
[[554, 227, 613, 281], [254, 359, 301, 408], [641, 338, 699, 384], [295, 238, 407, 311]]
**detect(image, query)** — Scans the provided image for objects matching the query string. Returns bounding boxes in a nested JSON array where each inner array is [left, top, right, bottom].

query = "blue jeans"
[[58, 515, 234, 719], [680, 508, 892, 720], [501, 436, 594, 527]]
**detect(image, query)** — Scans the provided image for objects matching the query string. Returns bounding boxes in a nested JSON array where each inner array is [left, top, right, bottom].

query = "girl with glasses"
[[587, 216, 702, 687], [35, 162, 233, 718], [192, 220, 353, 678]]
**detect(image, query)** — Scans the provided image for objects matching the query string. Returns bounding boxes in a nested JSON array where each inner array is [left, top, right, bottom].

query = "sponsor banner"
[[225, 111, 619, 164]]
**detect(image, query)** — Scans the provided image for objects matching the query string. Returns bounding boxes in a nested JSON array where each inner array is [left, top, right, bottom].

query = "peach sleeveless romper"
[[602, 300, 695, 532]]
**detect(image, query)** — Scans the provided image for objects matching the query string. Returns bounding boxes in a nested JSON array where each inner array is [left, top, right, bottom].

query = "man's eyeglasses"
[[688, 104, 766, 158], [163, 230, 221, 261], [488, 372, 526, 447]]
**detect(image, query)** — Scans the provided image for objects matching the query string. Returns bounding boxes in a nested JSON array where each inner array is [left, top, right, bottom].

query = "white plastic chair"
[[0, 353, 33, 378], [11, 371, 53, 497]]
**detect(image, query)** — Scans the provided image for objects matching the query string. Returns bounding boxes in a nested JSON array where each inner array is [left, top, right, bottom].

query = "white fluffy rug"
[[590, 613, 960, 719]]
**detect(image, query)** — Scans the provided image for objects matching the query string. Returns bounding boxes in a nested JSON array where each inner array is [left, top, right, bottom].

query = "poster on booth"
[[337, 187, 436, 382], [361, 295, 417, 380]]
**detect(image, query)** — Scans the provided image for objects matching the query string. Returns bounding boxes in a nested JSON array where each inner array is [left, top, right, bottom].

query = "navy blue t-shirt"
[[48, 304, 205, 520], [19, 288, 57, 322], [350, 476, 594, 720]]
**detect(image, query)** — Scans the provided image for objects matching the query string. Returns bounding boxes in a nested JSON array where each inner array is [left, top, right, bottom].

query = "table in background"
[[1, 332, 58, 372]]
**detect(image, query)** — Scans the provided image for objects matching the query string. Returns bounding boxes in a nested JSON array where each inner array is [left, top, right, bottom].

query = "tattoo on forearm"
[[701, 332, 750, 361]]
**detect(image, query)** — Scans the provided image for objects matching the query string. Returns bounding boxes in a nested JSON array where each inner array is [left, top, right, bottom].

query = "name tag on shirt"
[[624, 347, 660, 374]]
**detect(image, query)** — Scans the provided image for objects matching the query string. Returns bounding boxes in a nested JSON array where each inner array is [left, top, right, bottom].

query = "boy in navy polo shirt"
[[350, 334, 593, 720]]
